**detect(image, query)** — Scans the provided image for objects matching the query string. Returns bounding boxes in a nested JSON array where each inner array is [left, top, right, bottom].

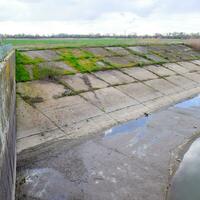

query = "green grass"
[[16, 50, 44, 65], [6, 38, 185, 49], [32, 65, 73, 80], [16, 50, 74, 82], [58, 48, 104, 72], [16, 64, 31, 82]]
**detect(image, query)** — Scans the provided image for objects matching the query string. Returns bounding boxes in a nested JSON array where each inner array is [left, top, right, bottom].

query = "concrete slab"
[[16, 96, 57, 140], [126, 55, 151, 64], [116, 82, 162, 102], [17, 80, 67, 101], [105, 47, 130, 56], [145, 65, 176, 77], [163, 63, 189, 74], [127, 46, 149, 54], [62, 114, 117, 140], [108, 104, 149, 123], [93, 70, 135, 85], [17, 113, 116, 153], [145, 54, 168, 62], [165, 75, 198, 89], [59, 73, 108, 92], [103, 56, 133, 67], [144, 96, 174, 111], [145, 78, 182, 95], [183, 72, 200, 83], [36, 95, 104, 127], [177, 62, 200, 72], [39, 61, 76, 72], [191, 60, 200, 66], [127, 46, 168, 62], [23, 50, 60, 61], [84, 47, 113, 57], [122, 67, 158, 81], [17, 128, 65, 153], [81, 87, 139, 113]]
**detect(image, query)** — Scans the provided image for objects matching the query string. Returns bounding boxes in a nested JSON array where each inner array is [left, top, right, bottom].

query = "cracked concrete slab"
[[16, 95, 57, 140], [116, 82, 162, 102], [163, 63, 189, 74], [35, 95, 104, 127], [93, 70, 135, 85], [17, 80, 67, 101], [59, 73, 108, 92], [81, 87, 139, 113], [145, 65, 176, 77], [145, 78, 182, 95], [122, 67, 158, 81]]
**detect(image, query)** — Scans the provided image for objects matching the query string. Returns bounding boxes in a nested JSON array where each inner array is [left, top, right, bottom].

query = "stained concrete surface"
[[121, 67, 158, 81], [162, 63, 189, 74], [23, 50, 60, 61], [145, 65, 176, 77], [17, 61, 200, 152], [93, 70, 135, 85], [16, 59, 200, 200], [16, 95, 200, 200], [60, 73, 108, 92], [81, 87, 138, 112]]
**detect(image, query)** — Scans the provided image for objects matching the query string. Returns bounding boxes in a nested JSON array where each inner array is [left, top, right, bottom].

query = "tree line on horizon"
[[0, 32, 200, 39]]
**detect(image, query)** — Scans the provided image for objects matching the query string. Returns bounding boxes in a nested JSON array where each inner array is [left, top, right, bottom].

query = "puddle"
[[169, 138, 200, 200], [16, 168, 81, 200], [174, 95, 200, 109], [104, 116, 149, 138]]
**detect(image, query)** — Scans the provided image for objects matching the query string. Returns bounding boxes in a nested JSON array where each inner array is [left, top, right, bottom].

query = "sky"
[[0, 0, 200, 35]]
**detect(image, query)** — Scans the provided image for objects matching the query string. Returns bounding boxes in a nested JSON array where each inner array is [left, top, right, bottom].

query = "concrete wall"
[[0, 50, 16, 200]]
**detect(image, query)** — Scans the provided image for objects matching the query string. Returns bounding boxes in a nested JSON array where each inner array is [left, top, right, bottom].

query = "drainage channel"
[[16, 95, 200, 200]]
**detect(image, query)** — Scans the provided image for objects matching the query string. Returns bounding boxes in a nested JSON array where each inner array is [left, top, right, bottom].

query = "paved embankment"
[[16, 45, 200, 200], [0, 50, 16, 200], [17, 60, 200, 152]]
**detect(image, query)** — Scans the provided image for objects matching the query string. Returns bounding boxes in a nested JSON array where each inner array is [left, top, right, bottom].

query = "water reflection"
[[104, 116, 149, 138], [169, 138, 200, 200], [175, 95, 200, 109]]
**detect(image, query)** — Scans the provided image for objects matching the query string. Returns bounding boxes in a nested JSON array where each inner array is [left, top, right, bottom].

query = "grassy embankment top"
[[6, 38, 185, 49]]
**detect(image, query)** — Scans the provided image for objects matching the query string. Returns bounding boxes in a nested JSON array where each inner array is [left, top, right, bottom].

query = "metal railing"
[[0, 44, 13, 62]]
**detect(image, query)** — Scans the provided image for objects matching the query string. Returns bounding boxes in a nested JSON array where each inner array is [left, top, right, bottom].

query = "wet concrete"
[[16, 95, 200, 200]]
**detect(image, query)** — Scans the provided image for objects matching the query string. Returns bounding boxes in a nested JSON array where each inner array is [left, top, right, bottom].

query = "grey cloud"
[[0, 0, 199, 22]]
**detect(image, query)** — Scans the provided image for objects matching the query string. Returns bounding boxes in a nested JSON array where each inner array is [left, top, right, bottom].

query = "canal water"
[[169, 94, 200, 200]]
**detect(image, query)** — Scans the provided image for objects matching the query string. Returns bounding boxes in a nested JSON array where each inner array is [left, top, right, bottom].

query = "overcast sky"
[[0, 0, 200, 35]]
